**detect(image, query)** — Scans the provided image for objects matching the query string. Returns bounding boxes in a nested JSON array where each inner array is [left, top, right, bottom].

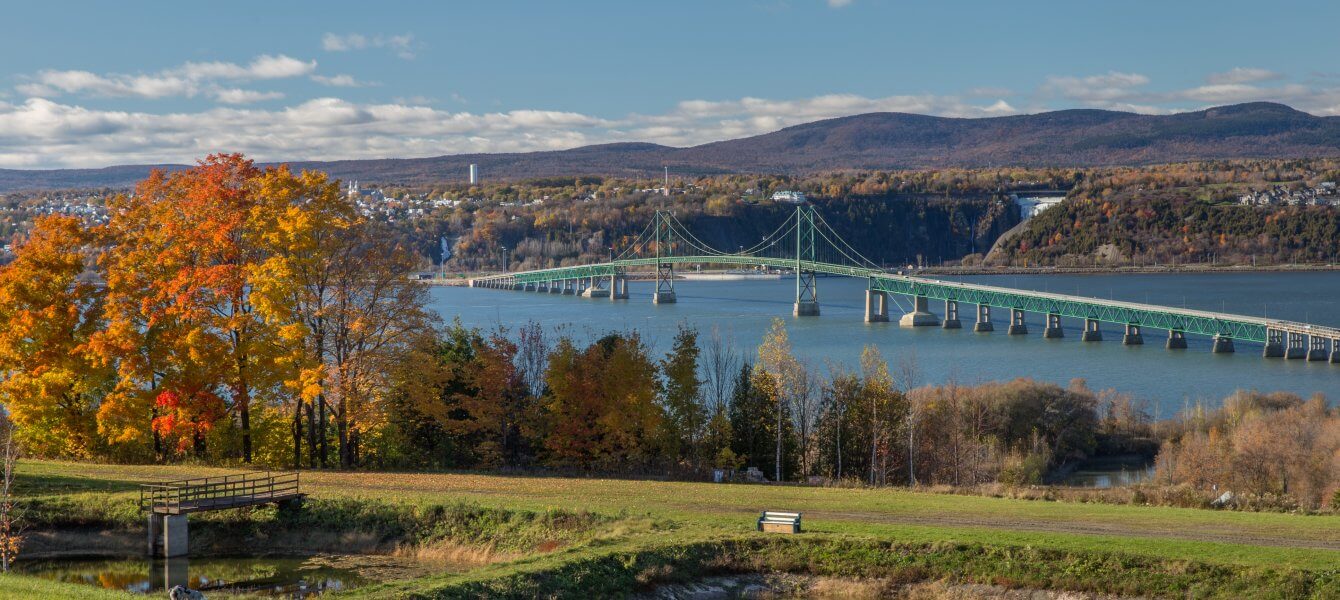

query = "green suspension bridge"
[[471, 206, 1340, 362]]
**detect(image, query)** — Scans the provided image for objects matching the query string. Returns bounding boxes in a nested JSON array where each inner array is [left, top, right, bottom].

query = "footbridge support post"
[[1043, 313, 1064, 339], [1081, 318, 1102, 342], [1166, 330, 1188, 350], [1007, 309, 1028, 335], [1123, 324, 1144, 345], [146, 513, 189, 558], [942, 300, 961, 329], [864, 288, 889, 323], [973, 304, 993, 332], [899, 295, 939, 327]]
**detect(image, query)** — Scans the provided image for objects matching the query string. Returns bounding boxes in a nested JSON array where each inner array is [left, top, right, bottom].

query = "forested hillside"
[[991, 160, 1340, 266]]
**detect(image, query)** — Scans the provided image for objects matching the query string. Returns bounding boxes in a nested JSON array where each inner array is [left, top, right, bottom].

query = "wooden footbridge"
[[141, 471, 303, 557]]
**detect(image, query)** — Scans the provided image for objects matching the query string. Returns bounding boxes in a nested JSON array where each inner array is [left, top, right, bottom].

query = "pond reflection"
[[15, 555, 368, 597]]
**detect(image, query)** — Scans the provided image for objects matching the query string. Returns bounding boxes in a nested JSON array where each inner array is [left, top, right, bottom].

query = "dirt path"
[[805, 509, 1340, 551]]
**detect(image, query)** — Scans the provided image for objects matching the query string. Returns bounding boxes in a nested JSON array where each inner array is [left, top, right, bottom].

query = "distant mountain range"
[[4, 102, 1340, 191]]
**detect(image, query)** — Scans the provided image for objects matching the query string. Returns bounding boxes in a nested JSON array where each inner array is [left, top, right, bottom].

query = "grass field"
[[6, 460, 1340, 599]]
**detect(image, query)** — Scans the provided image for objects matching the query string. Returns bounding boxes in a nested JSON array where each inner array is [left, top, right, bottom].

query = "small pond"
[[14, 555, 374, 597], [1058, 456, 1156, 488]]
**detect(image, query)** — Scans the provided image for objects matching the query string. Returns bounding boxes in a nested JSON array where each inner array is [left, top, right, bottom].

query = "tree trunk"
[[305, 402, 318, 469], [292, 401, 303, 470], [774, 399, 783, 482], [337, 397, 350, 469], [318, 394, 328, 468], [240, 402, 252, 464]]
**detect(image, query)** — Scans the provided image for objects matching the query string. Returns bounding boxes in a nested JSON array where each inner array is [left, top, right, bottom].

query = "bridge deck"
[[140, 471, 302, 515], [470, 255, 1340, 344]]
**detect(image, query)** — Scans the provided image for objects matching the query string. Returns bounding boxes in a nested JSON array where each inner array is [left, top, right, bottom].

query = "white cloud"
[[16, 54, 315, 100], [311, 74, 366, 87], [322, 32, 416, 59], [827, 0, 853, 7], [1207, 67, 1283, 85], [213, 89, 285, 104], [1043, 72, 1152, 106]]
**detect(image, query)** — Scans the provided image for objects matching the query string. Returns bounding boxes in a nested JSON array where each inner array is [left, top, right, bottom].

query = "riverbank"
[[7, 460, 1338, 598]]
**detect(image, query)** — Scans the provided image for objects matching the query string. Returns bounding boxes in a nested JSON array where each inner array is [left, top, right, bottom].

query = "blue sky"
[[3, 0, 1339, 169]]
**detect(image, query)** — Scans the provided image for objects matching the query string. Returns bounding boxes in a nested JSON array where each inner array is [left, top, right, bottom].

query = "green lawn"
[[7, 460, 1340, 598]]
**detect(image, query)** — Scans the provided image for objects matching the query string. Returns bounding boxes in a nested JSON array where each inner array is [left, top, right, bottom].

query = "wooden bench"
[[757, 510, 802, 534]]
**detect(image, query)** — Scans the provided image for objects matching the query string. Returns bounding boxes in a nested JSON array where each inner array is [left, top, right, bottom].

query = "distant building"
[[469, 164, 479, 185], [770, 190, 807, 204], [1011, 193, 1065, 219]]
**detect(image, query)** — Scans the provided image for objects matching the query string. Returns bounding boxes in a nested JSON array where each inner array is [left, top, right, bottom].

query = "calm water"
[[15, 556, 366, 597], [430, 271, 1339, 416]]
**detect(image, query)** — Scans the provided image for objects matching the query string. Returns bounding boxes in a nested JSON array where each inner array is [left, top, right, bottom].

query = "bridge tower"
[[652, 211, 676, 304], [793, 206, 819, 316]]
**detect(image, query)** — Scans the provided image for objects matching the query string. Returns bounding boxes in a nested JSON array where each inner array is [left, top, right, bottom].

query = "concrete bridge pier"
[[1007, 309, 1028, 335], [147, 513, 188, 558], [1123, 324, 1144, 345], [523, 283, 536, 292], [549, 281, 562, 294], [899, 295, 939, 327], [1166, 330, 1188, 350], [609, 274, 629, 300], [1307, 335, 1330, 361], [1331, 339, 1340, 363], [1263, 328, 1285, 357], [562, 279, 575, 295], [1286, 332, 1307, 359], [1212, 335, 1235, 353], [1081, 318, 1102, 342], [942, 300, 962, 329], [974, 304, 994, 332], [864, 289, 889, 323], [1043, 313, 1064, 339]]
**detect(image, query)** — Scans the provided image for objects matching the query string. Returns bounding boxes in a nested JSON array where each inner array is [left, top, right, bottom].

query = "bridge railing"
[[139, 471, 301, 514]]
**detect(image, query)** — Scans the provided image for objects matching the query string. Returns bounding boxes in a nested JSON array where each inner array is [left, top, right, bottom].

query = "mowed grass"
[[18, 459, 1340, 573]]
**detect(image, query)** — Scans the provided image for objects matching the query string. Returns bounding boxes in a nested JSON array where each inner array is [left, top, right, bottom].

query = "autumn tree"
[[754, 319, 806, 481], [250, 166, 432, 468], [540, 333, 662, 470], [0, 215, 111, 457], [116, 155, 280, 462], [456, 328, 527, 466]]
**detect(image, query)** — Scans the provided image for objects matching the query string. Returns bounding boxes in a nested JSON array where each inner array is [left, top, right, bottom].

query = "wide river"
[[429, 271, 1338, 416]]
